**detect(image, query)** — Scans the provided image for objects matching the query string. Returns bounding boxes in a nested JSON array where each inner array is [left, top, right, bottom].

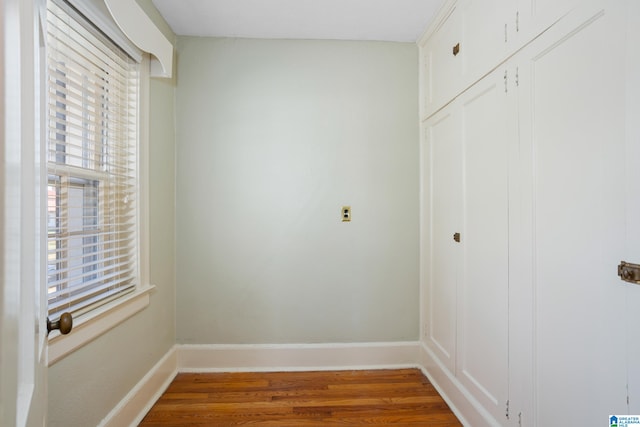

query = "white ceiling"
[[151, 0, 445, 42]]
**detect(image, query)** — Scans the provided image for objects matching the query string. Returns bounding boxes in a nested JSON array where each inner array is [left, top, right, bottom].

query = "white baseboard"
[[418, 342, 496, 427], [98, 346, 178, 427], [99, 341, 428, 427], [177, 341, 421, 372], [94, 342, 512, 427]]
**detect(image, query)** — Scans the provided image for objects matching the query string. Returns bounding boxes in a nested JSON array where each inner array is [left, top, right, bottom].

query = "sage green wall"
[[47, 3, 176, 426], [175, 37, 419, 344]]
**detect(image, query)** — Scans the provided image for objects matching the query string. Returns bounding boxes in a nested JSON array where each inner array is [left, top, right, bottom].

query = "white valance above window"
[[103, 0, 173, 78], [65, 0, 173, 78]]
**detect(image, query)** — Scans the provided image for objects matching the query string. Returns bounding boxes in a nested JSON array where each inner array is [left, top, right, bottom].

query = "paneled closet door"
[[421, 3, 463, 119], [516, 0, 582, 46], [456, 65, 513, 424], [624, 0, 640, 415], [422, 107, 462, 373], [518, 1, 630, 424], [461, 0, 513, 85]]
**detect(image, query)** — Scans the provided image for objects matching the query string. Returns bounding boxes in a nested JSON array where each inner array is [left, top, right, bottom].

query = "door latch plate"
[[618, 261, 640, 284]]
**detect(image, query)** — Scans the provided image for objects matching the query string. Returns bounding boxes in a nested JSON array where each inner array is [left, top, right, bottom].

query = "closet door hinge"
[[518, 411, 523, 426], [516, 67, 519, 87], [504, 70, 508, 93], [516, 11, 520, 32], [505, 23, 508, 43], [505, 400, 510, 419]]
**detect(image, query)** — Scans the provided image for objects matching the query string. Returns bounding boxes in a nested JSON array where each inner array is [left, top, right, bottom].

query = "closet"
[[419, 1, 639, 425]]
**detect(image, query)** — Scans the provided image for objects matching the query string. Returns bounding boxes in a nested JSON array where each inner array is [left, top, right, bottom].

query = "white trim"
[[48, 285, 155, 365], [138, 54, 151, 293], [46, 54, 154, 366], [100, 342, 490, 427], [177, 341, 420, 373], [418, 342, 497, 427], [98, 346, 177, 427], [104, 0, 173, 77], [416, 0, 457, 47]]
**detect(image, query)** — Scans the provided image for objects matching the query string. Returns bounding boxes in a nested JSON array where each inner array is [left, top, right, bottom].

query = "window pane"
[[46, 0, 139, 319]]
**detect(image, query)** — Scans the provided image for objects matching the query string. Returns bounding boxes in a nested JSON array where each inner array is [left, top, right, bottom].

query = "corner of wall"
[[99, 346, 178, 427]]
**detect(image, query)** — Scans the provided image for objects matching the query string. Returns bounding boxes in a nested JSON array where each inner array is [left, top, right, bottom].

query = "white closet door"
[[456, 66, 511, 423], [625, 0, 640, 415], [519, 2, 629, 424], [422, 108, 462, 373], [461, 0, 512, 85], [517, 0, 581, 45], [421, 4, 463, 119]]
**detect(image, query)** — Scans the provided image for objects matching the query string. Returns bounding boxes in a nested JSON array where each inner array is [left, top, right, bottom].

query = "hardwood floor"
[[139, 368, 462, 426]]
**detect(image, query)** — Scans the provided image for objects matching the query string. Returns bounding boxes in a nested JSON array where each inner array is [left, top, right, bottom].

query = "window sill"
[[48, 284, 155, 366]]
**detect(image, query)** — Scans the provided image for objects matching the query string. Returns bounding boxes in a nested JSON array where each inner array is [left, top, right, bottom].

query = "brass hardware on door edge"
[[453, 232, 461, 242], [47, 312, 73, 335], [618, 261, 640, 284], [452, 43, 460, 56]]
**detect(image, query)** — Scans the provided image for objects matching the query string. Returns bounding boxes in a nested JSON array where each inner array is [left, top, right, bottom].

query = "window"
[[46, 0, 140, 321]]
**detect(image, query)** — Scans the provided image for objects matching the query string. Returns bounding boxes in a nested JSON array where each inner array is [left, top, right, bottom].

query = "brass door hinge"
[[618, 261, 640, 284], [453, 43, 460, 56]]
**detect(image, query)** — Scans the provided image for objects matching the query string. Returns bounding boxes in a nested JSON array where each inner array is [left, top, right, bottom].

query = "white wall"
[[176, 37, 419, 344], [47, 2, 176, 426]]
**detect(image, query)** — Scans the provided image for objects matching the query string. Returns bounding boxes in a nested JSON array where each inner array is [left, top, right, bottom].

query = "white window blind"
[[46, 0, 140, 320]]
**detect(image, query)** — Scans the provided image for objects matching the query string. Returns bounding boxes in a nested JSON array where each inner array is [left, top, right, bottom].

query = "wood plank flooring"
[[139, 368, 462, 426]]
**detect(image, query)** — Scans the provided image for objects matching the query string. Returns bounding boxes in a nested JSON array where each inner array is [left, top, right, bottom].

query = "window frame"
[[46, 0, 154, 366]]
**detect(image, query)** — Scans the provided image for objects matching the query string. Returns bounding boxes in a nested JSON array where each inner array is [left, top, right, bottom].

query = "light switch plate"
[[342, 206, 351, 222]]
